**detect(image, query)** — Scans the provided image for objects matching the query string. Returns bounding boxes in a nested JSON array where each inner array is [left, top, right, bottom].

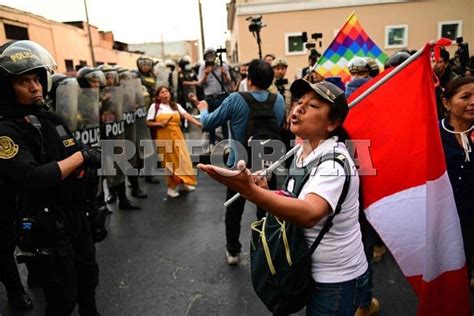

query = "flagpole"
[[348, 45, 425, 109]]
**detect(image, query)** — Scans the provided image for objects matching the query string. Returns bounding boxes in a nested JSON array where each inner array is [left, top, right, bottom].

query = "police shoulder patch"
[[0, 136, 19, 159]]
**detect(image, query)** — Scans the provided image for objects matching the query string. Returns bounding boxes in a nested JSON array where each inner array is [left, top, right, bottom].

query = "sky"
[[0, 0, 230, 48]]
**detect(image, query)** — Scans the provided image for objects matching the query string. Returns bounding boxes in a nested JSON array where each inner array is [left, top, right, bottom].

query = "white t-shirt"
[[296, 136, 367, 283], [146, 102, 186, 121]]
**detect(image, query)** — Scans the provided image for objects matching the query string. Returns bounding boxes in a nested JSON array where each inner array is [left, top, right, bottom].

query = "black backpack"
[[250, 152, 351, 315], [239, 92, 283, 171]]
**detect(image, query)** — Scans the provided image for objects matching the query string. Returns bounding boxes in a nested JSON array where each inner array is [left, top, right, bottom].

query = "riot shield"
[[134, 79, 150, 161], [101, 85, 125, 188], [76, 87, 101, 146], [101, 86, 124, 128], [121, 79, 137, 167], [55, 78, 79, 132], [154, 63, 170, 88]]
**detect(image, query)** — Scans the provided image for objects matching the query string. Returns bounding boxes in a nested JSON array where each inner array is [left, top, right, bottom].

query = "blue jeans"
[[306, 269, 369, 316]]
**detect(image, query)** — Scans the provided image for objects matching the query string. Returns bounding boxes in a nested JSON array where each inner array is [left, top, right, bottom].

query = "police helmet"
[[76, 66, 106, 88], [164, 59, 176, 70], [0, 40, 57, 98], [347, 57, 369, 74], [364, 57, 380, 77], [384, 51, 410, 69], [97, 64, 119, 86], [115, 66, 132, 80], [136, 57, 154, 73], [178, 55, 191, 69], [47, 75, 78, 110]]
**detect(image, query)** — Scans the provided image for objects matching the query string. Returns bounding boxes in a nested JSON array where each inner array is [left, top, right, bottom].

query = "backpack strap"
[[287, 152, 352, 257], [239, 91, 277, 112]]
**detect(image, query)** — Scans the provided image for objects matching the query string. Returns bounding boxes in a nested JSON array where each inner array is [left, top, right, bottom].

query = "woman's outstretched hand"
[[197, 160, 258, 199]]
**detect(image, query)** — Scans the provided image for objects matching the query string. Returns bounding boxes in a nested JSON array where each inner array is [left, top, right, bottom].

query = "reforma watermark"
[[97, 139, 377, 177]]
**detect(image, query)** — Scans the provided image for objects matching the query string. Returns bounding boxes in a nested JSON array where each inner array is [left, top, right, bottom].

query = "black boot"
[[129, 176, 147, 199], [106, 186, 118, 204], [117, 183, 140, 210]]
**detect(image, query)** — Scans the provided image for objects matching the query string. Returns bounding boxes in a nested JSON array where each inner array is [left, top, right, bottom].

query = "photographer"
[[0, 40, 100, 315], [270, 58, 293, 127], [198, 47, 232, 147], [302, 49, 321, 78]]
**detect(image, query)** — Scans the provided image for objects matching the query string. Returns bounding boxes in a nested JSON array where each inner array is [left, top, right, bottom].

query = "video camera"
[[247, 16, 265, 33], [275, 78, 288, 86], [455, 37, 470, 74]]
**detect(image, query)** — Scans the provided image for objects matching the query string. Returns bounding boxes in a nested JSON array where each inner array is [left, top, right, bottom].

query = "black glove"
[[81, 147, 102, 168]]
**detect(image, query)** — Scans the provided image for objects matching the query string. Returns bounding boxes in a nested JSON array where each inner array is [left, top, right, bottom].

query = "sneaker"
[[355, 297, 380, 316], [183, 185, 196, 192], [373, 245, 386, 263], [226, 251, 239, 266], [167, 188, 180, 198]]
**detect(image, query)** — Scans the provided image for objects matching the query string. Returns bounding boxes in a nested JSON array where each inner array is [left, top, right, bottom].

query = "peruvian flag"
[[344, 44, 471, 315]]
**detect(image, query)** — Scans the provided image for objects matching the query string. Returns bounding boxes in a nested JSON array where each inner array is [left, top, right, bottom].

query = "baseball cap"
[[290, 79, 349, 122]]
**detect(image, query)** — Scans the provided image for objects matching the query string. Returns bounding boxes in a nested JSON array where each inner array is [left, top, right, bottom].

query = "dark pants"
[[40, 210, 99, 316], [205, 94, 228, 145], [0, 211, 25, 296]]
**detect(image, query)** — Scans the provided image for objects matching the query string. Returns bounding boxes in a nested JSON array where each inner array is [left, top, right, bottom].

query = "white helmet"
[[347, 57, 369, 74]]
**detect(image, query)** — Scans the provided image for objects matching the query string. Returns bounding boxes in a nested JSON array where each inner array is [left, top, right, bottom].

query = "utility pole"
[[83, 0, 96, 66], [198, 0, 206, 54]]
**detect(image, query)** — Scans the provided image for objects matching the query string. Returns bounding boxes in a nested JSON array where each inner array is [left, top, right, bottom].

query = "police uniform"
[[0, 41, 99, 315]]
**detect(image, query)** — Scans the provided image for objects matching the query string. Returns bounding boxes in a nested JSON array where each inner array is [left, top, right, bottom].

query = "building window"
[[108, 62, 117, 66], [285, 32, 306, 56], [4, 23, 29, 40], [79, 60, 87, 66], [65, 59, 74, 72], [385, 25, 408, 49], [438, 20, 462, 42], [96, 61, 104, 66]]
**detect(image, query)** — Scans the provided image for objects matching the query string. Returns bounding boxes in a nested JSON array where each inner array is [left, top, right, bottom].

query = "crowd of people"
[[0, 37, 472, 316]]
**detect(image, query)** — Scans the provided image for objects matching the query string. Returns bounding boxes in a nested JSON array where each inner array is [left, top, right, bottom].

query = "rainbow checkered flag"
[[315, 12, 388, 83]]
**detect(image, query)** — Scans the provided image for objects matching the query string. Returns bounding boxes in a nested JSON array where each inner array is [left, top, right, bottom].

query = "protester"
[[197, 59, 285, 265], [440, 76, 474, 287], [263, 53, 276, 65], [0, 40, 101, 315], [433, 48, 458, 119], [236, 62, 249, 92], [146, 86, 201, 198], [345, 57, 371, 98], [302, 48, 321, 78], [199, 79, 368, 314]]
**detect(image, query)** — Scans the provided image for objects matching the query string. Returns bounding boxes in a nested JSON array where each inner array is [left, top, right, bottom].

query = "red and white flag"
[[344, 44, 471, 315]]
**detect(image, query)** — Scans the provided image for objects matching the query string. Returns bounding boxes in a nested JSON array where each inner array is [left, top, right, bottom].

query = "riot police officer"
[[0, 39, 34, 312], [117, 67, 147, 199], [50, 72, 112, 242], [0, 40, 101, 315], [177, 55, 197, 132], [98, 65, 140, 209], [136, 57, 160, 184]]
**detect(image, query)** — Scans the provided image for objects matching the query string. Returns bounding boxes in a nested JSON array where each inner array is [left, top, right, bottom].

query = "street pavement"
[[1, 127, 473, 315]]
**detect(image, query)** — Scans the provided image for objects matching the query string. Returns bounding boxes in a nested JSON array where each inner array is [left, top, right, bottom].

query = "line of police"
[[0, 40, 186, 314]]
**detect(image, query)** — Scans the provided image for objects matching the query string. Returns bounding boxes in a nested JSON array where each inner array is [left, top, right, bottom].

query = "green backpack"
[[250, 152, 351, 315]]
